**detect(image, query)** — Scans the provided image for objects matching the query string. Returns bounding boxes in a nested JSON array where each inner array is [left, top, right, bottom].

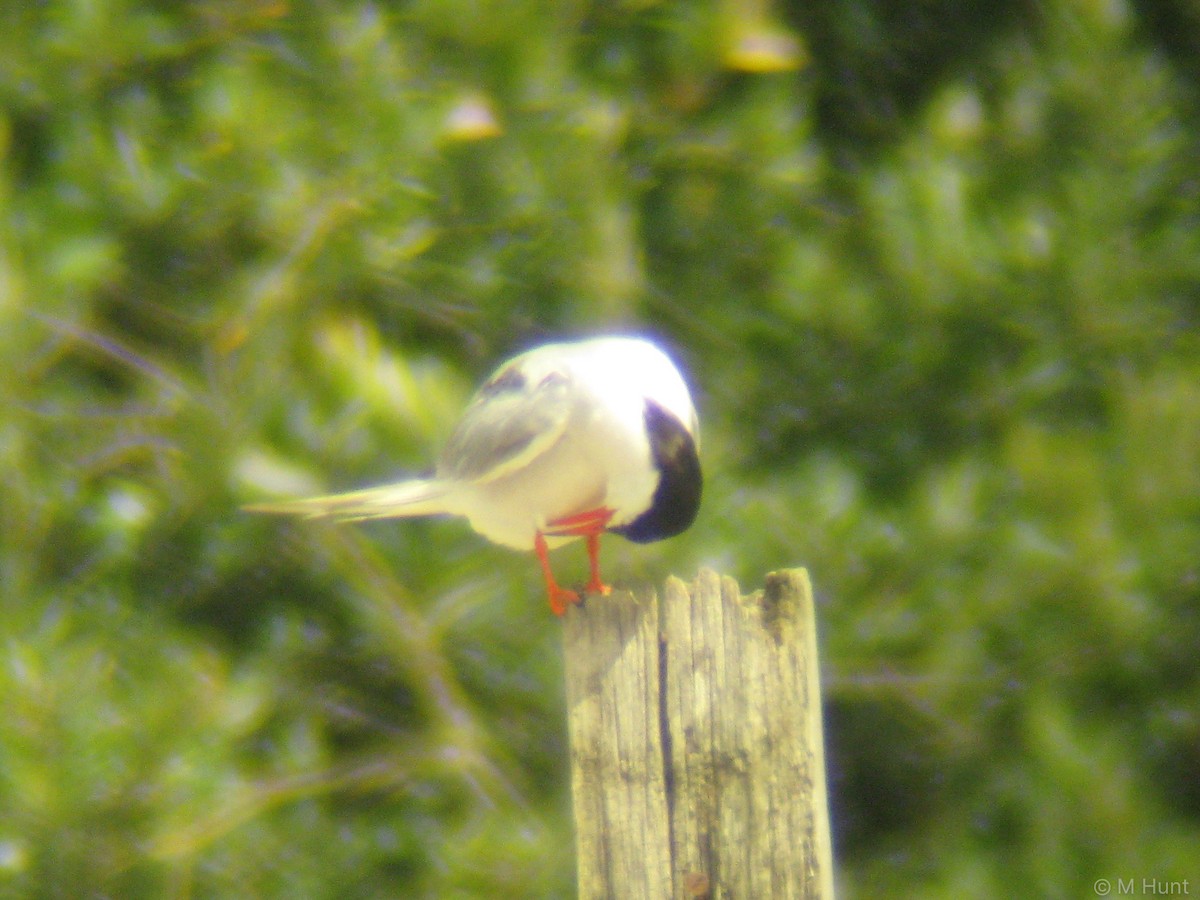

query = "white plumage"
[[247, 335, 702, 615]]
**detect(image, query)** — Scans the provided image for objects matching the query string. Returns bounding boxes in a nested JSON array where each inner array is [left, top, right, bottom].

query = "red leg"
[[545, 507, 615, 598], [535, 531, 579, 616], [583, 531, 611, 596]]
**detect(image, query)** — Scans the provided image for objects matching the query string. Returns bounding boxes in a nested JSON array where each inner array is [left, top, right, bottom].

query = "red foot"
[[583, 531, 612, 597], [535, 531, 581, 617], [547, 583, 581, 617]]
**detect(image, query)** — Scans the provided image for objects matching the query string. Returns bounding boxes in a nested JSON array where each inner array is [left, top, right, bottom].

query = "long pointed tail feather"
[[244, 479, 452, 522]]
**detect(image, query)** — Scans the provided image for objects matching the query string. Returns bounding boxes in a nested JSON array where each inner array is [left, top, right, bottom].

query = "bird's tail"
[[244, 479, 452, 522]]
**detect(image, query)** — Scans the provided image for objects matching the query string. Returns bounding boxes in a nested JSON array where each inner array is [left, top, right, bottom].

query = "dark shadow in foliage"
[[736, 311, 1044, 498], [1149, 728, 1200, 823], [783, 0, 1040, 152], [824, 694, 959, 859], [6, 109, 55, 187], [1143, 582, 1200, 823], [1131, 0, 1200, 97]]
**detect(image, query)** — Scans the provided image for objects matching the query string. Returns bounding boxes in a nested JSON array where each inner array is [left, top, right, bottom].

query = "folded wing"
[[437, 363, 575, 484]]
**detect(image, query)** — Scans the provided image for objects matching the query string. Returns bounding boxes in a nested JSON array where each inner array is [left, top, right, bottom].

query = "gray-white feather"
[[437, 364, 574, 483], [244, 478, 450, 522]]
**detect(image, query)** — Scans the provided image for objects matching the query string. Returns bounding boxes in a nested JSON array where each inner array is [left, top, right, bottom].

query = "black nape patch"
[[612, 400, 702, 543]]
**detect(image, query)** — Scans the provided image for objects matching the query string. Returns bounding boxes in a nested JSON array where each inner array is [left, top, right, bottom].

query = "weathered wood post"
[[564, 568, 834, 899]]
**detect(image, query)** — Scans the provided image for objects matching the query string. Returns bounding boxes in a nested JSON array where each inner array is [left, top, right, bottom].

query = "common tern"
[[247, 335, 702, 615]]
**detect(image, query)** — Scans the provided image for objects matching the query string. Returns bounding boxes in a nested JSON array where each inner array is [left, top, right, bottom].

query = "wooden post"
[[564, 568, 834, 900]]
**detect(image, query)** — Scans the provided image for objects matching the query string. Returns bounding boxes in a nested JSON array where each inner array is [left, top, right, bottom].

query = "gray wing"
[[437, 364, 574, 483]]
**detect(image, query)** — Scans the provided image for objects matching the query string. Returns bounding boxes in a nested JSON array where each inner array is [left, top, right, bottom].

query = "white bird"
[[246, 335, 702, 615]]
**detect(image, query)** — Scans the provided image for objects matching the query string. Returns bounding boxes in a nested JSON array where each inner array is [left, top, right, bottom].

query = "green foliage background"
[[2, 0, 1199, 896]]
